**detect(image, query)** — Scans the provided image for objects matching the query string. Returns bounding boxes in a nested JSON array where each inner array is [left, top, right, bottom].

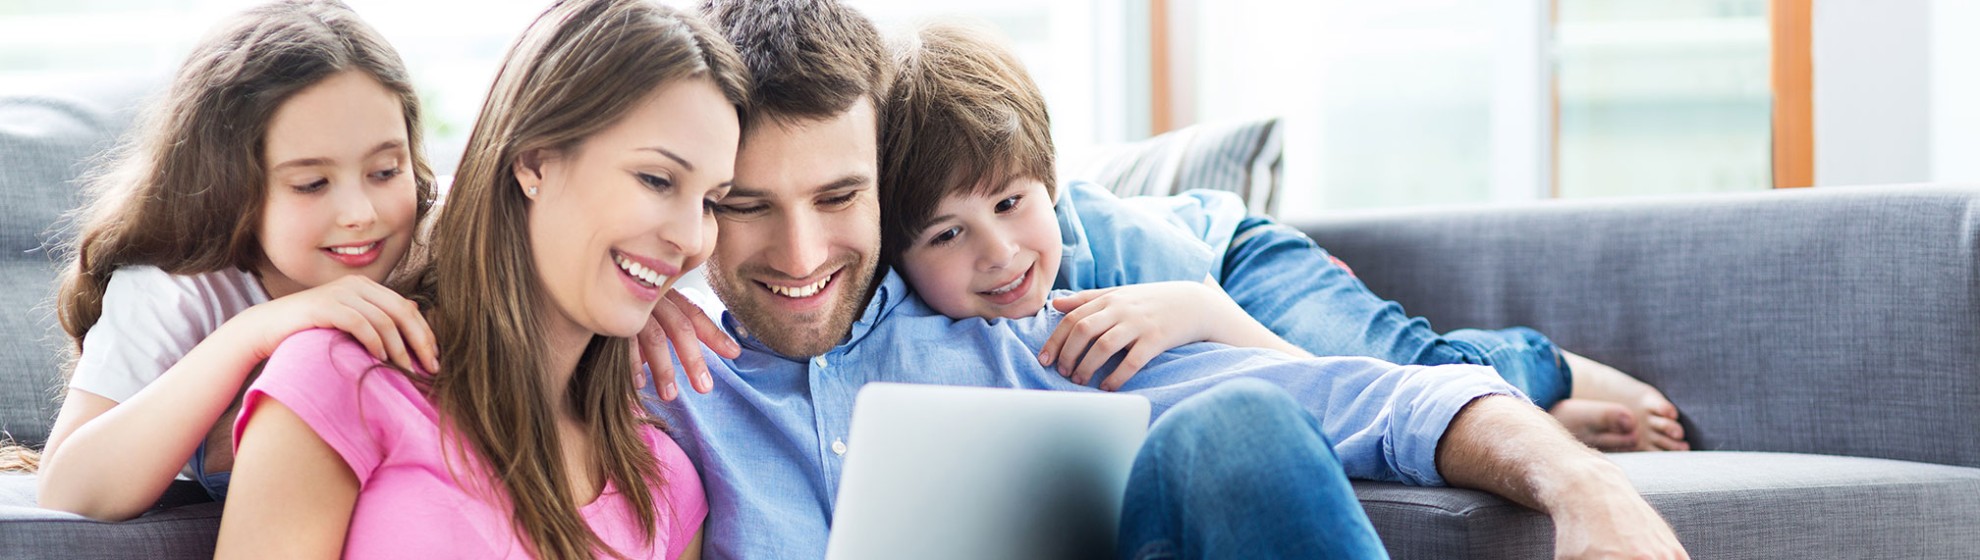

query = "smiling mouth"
[[980, 268, 1028, 296], [765, 271, 833, 299], [615, 253, 663, 288], [326, 241, 380, 256]]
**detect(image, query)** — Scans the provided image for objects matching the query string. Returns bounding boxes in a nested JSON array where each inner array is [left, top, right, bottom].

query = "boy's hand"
[[1039, 282, 1233, 390], [633, 289, 740, 401]]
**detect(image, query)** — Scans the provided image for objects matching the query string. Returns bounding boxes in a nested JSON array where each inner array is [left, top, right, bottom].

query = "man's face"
[[706, 99, 882, 357]]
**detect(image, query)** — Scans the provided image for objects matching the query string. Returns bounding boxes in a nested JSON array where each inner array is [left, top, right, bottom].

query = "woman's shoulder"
[[637, 424, 698, 481], [257, 328, 428, 411], [634, 423, 707, 555]]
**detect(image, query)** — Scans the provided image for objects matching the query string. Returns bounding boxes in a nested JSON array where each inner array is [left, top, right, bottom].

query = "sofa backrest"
[[0, 93, 128, 448], [1293, 184, 1980, 469]]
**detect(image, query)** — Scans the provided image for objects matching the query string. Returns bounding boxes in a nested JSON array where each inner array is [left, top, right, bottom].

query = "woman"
[[215, 0, 748, 558]]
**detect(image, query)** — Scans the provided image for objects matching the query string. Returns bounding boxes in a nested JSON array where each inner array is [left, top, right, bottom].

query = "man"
[[645, 1, 1687, 557]]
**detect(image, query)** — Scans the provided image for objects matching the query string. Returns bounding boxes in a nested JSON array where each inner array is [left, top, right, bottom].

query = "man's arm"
[[1437, 395, 1687, 559]]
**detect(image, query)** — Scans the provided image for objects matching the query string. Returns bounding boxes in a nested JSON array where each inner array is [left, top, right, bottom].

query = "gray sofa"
[[1302, 186, 1980, 558], [5, 85, 1979, 558]]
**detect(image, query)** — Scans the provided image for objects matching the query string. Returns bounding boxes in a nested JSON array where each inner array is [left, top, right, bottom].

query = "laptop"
[[823, 383, 1151, 560]]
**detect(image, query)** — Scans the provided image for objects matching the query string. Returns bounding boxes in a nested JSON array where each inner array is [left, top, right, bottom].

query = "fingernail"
[[1037, 351, 1052, 365], [699, 373, 712, 391], [664, 383, 678, 400]]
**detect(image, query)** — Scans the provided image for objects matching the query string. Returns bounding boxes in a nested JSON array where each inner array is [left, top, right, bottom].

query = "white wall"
[[1932, 0, 1980, 183], [1812, 0, 1932, 186]]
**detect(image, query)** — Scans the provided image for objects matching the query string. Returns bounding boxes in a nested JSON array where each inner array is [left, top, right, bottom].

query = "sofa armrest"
[[1288, 184, 1980, 468]]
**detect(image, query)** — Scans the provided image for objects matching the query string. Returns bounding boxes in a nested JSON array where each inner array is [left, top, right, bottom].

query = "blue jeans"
[[1117, 379, 1389, 560], [1217, 217, 1571, 409]]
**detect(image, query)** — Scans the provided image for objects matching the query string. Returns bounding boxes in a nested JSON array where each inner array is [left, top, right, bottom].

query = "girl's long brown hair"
[[56, 0, 435, 353], [0, 0, 434, 473], [409, 0, 745, 557]]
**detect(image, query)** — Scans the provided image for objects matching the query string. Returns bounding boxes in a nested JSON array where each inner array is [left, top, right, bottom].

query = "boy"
[[876, 23, 1685, 451]]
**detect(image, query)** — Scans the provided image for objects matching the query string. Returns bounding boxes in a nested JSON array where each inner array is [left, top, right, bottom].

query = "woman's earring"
[[526, 186, 539, 197]]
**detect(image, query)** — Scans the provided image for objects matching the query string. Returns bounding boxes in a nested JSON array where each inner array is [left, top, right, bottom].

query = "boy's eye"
[[994, 194, 1023, 213], [928, 226, 961, 247], [292, 179, 329, 193]]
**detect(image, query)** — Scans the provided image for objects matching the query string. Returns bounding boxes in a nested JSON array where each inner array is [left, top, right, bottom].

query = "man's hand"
[[1546, 463, 1686, 559], [633, 289, 740, 400], [1437, 395, 1687, 560]]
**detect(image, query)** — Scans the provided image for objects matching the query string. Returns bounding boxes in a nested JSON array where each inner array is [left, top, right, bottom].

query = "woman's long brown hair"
[[0, 0, 435, 473], [410, 0, 745, 557]]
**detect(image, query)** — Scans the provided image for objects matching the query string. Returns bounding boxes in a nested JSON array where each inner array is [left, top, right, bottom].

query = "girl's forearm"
[[37, 327, 265, 520]]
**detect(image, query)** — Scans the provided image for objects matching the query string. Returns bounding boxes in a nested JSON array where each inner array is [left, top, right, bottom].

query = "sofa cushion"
[[0, 93, 126, 449], [0, 474, 220, 559], [1071, 118, 1284, 217], [1294, 185, 1980, 469], [1355, 451, 1980, 559]]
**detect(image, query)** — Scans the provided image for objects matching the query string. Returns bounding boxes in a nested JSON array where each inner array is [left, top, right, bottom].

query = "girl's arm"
[[1039, 278, 1312, 391], [215, 397, 357, 559], [37, 275, 432, 520]]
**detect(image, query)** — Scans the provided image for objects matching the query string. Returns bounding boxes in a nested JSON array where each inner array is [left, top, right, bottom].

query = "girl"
[[217, 0, 746, 557], [879, 23, 1686, 452], [25, 0, 441, 521]]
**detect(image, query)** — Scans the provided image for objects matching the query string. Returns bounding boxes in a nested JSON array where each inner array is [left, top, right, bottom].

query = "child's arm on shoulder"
[[37, 275, 431, 520], [216, 396, 357, 559], [1039, 277, 1311, 391]]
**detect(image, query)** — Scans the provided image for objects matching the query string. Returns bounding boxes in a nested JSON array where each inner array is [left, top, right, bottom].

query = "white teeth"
[[984, 271, 1025, 295], [768, 274, 831, 298], [615, 253, 667, 288], [328, 242, 375, 256]]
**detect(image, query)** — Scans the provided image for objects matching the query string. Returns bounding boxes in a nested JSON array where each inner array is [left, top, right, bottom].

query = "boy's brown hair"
[[879, 23, 1055, 267], [697, 0, 891, 127]]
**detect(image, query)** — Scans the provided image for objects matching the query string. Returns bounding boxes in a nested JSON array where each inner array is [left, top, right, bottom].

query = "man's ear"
[[514, 148, 547, 199]]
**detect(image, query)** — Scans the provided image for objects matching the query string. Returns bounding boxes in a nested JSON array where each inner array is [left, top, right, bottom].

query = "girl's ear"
[[514, 148, 546, 199]]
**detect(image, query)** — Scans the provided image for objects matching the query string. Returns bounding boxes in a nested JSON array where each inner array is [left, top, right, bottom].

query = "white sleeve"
[[67, 267, 238, 403]]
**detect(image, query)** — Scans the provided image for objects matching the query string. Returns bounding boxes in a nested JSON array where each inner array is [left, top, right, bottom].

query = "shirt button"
[[814, 356, 829, 368], [832, 438, 847, 456]]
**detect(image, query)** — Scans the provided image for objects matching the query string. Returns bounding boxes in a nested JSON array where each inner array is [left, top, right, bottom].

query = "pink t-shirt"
[[235, 328, 706, 559]]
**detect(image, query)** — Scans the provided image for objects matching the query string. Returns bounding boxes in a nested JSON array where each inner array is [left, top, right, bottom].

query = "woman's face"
[[257, 70, 419, 299], [518, 76, 738, 340]]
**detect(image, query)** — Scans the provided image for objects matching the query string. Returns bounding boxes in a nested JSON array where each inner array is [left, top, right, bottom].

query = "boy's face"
[[898, 177, 1062, 320]]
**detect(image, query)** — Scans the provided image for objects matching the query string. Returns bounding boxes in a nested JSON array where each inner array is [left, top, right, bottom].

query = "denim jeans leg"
[[1218, 217, 1569, 408], [1116, 378, 1389, 560]]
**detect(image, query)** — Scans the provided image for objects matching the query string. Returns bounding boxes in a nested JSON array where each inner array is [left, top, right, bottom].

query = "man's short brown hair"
[[697, 0, 891, 127], [879, 23, 1055, 267]]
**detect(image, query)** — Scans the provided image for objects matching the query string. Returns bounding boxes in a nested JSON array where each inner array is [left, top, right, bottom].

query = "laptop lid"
[[824, 383, 1151, 560]]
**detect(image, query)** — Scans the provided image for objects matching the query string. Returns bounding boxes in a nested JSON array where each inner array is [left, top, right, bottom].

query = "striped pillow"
[[1070, 117, 1284, 217]]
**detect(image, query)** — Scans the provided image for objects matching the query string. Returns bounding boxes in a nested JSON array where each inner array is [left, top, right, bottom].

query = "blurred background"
[[2, 0, 1974, 222]]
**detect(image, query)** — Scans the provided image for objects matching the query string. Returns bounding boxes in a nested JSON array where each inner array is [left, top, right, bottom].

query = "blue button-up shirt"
[[1055, 181, 1250, 290], [652, 271, 1519, 559]]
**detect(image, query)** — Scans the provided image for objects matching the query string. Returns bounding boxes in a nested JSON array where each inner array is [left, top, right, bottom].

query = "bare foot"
[[1562, 351, 1691, 452], [1549, 398, 1639, 451], [1627, 391, 1688, 452]]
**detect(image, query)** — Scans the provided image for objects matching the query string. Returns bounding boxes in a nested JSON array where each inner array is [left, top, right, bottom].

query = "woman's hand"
[[633, 289, 740, 401]]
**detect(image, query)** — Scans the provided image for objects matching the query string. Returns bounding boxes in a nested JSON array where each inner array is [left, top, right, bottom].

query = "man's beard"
[[706, 252, 880, 358]]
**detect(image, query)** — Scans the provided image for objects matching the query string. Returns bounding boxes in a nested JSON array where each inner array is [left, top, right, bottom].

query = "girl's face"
[[257, 70, 419, 299], [898, 178, 1063, 320], [519, 76, 738, 340]]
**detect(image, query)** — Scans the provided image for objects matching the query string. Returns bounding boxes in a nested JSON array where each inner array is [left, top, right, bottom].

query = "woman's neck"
[[537, 310, 591, 413]]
